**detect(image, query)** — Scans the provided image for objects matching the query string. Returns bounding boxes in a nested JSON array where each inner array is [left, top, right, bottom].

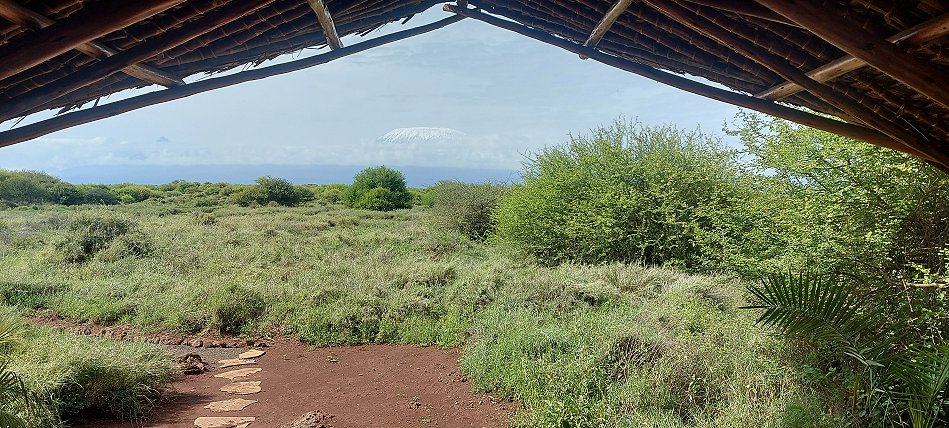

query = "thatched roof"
[[0, 0, 947, 169]]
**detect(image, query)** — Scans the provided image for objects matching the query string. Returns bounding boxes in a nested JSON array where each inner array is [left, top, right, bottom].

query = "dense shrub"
[[494, 121, 752, 269], [76, 185, 119, 205], [431, 181, 507, 241], [55, 215, 153, 263], [112, 184, 155, 204], [343, 166, 411, 211], [231, 177, 310, 207], [0, 170, 88, 206], [212, 284, 266, 335]]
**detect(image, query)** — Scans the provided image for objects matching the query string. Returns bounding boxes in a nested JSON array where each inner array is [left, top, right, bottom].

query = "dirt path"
[[88, 339, 515, 428]]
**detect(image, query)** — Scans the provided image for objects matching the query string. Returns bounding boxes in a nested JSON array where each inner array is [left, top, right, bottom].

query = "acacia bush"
[[431, 181, 507, 241], [231, 176, 310, 207], [494, 121, 752, 269], [343, 166, 411, 211]]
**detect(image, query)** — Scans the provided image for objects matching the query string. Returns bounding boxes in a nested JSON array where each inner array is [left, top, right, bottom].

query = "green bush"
[[55, 215, 153, 263], [494, 120, 751, 268], [212, 284, 266, 335], [231, 177, 309, 207], [344, 166, 411, 211], [111, 184, 154, 204], [0, 171, 84, 206], [431, 181, 507, 241], [76, 185, 119, 205]]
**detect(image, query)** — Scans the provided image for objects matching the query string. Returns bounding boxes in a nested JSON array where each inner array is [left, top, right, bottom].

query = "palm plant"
[[0, 312, 30, 428], [744, 270, 948, 427]]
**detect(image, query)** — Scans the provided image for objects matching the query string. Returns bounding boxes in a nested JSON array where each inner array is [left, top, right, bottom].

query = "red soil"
[[88, 339, 516, 428]]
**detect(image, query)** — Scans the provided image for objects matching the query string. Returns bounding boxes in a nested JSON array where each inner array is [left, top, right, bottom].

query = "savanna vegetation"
[[0, 116, 945, 427]]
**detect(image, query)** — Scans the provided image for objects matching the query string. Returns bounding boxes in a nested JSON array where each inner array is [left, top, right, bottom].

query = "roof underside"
[[0, 0, 947, 169]]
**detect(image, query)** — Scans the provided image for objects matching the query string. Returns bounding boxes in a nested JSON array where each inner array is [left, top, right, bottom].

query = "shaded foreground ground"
[[89, 339, 515, 428]]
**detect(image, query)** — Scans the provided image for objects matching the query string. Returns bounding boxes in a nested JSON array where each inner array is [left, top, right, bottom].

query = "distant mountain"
[[376, 127, 468, 145], [51, 164, 520, 187]]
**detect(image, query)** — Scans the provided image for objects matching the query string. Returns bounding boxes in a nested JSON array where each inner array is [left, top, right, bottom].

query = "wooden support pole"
[[679, 0, 795, 26], [642, 0, 939, 165], [0, 0, 276, 123], [0, 0, 183, 87], [443, 5, 942, 167], [584, 0, 634, 48], [757, 13, 949, 100], [307, 0, 343, 49], [754, 0, 949, 108], [0, 0, 183, 82], [0, 15, 465, 148]]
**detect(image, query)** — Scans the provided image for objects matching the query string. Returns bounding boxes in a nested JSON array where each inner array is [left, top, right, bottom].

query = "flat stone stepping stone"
[[193, 416, 255, 428], [204, 398, 257, 412], [220, 381, 261, 395], [239, 349, 265, 359], [214, 368, 261, 379], [218, 358, 256, 368]]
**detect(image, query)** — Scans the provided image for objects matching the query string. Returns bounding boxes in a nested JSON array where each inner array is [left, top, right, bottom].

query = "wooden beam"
[[0, 0, 183, 82], [0, 0, 276, 123], [755, 0, 949, 108], [758, 13, 949, 100], [306, 0, 343, 49], [643, 0, 940, 165], [0, 0, 183, 87], [679, 0, 795, 26], [442, 5, 942, 167], [0, 15, 465, 148], [584, 0, 634, 48]]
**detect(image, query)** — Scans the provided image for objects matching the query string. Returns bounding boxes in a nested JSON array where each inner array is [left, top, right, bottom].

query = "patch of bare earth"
[[41, 325, 516, 428]]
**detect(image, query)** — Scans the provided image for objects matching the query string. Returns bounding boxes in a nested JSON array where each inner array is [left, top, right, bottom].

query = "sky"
[[0, 8, 741, 183]]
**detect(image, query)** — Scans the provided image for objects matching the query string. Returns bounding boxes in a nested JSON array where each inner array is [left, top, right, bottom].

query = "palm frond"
[[0, 410, 28, 428], [890, 345, 949, 428], [742, 269, 886, 366]]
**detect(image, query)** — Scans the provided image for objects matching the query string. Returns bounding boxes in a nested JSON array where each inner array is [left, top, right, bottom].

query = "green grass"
[[5, 323, 172, 427], [0, 202, 843, 426]]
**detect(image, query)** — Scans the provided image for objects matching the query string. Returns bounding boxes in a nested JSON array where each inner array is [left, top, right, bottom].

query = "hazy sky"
[[0, 8, 740, 176]]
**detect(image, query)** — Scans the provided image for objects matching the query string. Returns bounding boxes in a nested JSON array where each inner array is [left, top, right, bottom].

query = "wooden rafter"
[[755, 0, 949, 109], [0, 0, 277, 123], [584, 0, 634, 48], [679, 0, 795, 26], [307, 0, 343, 49], [642, 0, 940, 165], [0, 15, 465, 148], [758, 13, 949, 100], [0, 0, 183, 82], [441, 5, 941, 167], [0, 0, 183, 88]]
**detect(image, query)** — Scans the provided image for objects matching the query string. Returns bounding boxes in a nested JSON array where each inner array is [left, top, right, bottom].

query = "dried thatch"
[[0, 0, 946, 169]]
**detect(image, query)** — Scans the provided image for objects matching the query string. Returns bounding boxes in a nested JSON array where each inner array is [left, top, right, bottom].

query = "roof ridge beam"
[[754, 0, 949, 109], [307, 0, 343, 49], [0, 0, 184, 82], [757, 12, 949, 100], [584, 0, 634, 50], [0, 0, 183, 87]]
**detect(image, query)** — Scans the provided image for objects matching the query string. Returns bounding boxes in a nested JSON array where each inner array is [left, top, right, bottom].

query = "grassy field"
[[0, 201, 839, 427]]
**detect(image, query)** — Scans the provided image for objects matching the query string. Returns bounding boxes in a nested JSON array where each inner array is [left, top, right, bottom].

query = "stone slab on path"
[[214, 368, 261, 380], [238, 349, 265, 359], [218, 358, 256, 368], [220, 381, 262, 395], [204, 398, 257, 412], [193, 416, 255, 428]]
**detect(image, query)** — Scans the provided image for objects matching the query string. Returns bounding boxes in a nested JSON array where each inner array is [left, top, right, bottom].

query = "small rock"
[[208, 341, 221, 348], [176, 353, 209, 375], [190, 339, 203, 348], [279, 411, 334, 428]]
